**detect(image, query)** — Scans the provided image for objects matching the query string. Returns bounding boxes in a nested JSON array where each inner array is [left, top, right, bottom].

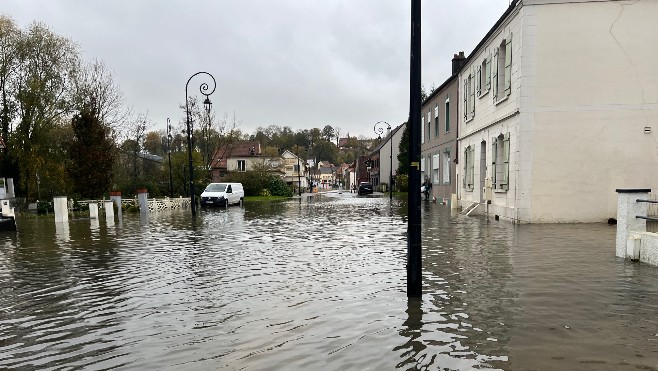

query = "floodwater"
[[1, 192, 657, 370]]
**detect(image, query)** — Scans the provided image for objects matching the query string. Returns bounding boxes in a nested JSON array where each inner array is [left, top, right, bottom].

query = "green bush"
[[223, 171, 292, 197], [267, 176, 293, 197], [396, 174, 409, 192]]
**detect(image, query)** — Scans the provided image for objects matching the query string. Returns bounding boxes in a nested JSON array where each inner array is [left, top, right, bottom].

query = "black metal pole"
[[390, 136, 393, 201], [185, 72, 216, 217], [297, 146, 302, 196], [167, 118, 174, 198], [408, 0, 422, 297]]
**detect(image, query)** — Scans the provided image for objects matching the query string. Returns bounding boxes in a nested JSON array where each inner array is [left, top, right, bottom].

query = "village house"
[[454, 0, 658, 223], [210, 141, 282, 182], [280, 150, 308, 190], [421, 55, 461, 203]]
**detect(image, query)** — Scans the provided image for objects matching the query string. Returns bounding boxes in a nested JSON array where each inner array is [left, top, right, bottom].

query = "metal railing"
[[637, 195, 658, 232]]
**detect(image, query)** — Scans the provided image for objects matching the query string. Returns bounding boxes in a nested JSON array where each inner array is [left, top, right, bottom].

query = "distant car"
[[358, 182, 373, 196], [200, 182, 244, 207]]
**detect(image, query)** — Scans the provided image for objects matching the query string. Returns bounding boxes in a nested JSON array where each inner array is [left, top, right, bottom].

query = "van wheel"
[[238, 198, 243, 207]]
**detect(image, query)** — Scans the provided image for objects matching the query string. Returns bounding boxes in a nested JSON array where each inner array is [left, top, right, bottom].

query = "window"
[[293, 164, 300, 172], [493, 34, 512, 102], [237, 160, 246, 172], [432, 154, 440, 183], [434, 104, 439, 138], [479, 57, 490, 96], [443, 149, 450, 184], [421, 116, 425, 143], [445, 99, 450, 133], [491, 133, 510, 190], [463, 145, 474, 191]]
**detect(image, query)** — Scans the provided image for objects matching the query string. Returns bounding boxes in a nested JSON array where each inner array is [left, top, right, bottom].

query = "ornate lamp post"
[[166, 118, 174, 198], [185, 72, 216, 216], [374, 121, 393, 201], [295, 145, 302, 196]]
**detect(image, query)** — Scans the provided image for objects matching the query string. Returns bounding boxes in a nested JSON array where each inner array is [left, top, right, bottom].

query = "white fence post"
[[104, 201, 114, 222], [615, 189, 650, 258], [89, 202, 99, 219], [54, 196, 68, 223], [110, 191, 122, 220], [137, 188, 148, 213]]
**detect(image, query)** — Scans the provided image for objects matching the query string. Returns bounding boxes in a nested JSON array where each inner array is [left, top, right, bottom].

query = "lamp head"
[[203, 97, 212, 114]]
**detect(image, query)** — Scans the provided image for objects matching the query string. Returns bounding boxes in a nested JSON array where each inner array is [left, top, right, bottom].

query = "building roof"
[[421, 0, 518, 106], [211, 141, 262, 169]]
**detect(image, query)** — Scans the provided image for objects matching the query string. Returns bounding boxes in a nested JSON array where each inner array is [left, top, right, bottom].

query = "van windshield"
[[205, 184, 226, 192]]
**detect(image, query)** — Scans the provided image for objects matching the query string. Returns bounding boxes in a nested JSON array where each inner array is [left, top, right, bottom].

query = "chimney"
[[452, 51, 466, 75]]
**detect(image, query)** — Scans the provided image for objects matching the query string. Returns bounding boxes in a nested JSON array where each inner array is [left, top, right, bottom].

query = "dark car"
[[358, 182, 373, 195]]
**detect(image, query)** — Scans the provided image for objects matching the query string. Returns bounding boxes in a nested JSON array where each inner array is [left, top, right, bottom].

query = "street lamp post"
[[166, 118, 174, 198], [295, 145, 302, 196], [374, 121, 393, 201], [185, 72, 216, 216]]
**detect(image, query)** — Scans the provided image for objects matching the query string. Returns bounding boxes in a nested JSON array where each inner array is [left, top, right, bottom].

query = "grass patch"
[[244, 196, 290, 202]]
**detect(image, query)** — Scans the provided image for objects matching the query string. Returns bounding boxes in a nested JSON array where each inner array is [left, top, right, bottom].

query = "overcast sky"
[[2, 0, 510, 139]]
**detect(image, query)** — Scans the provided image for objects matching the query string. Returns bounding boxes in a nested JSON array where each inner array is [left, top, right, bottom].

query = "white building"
[[281, 150, 308, 190], [457, 0, 658, 223], [378, 122, 406, 190]]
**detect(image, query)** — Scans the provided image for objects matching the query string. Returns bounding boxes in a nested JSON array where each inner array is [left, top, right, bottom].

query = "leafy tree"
[[0, 15, 19, 140], [322, 125, 334, 142], [397, 122, 409, 175], [67, 102, 115, 198], [143, 131, 163, 155], [12, 22, 78, 200], [312, 140, 338, 164]]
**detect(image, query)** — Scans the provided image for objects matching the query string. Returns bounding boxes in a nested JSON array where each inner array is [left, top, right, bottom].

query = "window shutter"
[[491, 137, 497, 187], [468, 147, 475, 189], [484, 54, 491, 91], [421, 117, 424, 143], [463, 79, 468, 120], [476, 65, 481, 96], [469, 76, 475, 117], [463, 147, 468, 188], [492, 48, 499, 101], [503, 133, 510, 190], [505, 33, 512, 96]]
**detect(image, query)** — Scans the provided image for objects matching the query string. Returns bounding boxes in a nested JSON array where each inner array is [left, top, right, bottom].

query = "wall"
[[529, 0, 658, 222]]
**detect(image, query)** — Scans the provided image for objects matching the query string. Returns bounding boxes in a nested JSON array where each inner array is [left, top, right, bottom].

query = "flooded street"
[[1, 192, 658, 370]]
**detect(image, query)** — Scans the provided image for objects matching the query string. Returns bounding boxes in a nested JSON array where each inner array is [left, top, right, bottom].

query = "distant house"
[[281, 150, 308, 189], [319, 167, 334, 185], [210, 141, 282, 181]]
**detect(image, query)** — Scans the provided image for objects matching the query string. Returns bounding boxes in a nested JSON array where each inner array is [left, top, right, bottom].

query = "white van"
[[200, 182, 244, 207]]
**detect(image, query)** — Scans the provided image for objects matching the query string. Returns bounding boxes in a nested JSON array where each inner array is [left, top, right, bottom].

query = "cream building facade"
[[457, 0, 658, 223]]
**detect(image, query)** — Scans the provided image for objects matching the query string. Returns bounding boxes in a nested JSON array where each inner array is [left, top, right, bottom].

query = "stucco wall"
[[529, 0, 658, 222]]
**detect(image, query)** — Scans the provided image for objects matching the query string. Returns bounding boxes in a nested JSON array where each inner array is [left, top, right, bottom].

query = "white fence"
[[72, 197, 190, 213]]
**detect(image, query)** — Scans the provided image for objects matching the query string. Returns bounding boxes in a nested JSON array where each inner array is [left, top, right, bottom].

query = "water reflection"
[[1, 195, 658, 370]]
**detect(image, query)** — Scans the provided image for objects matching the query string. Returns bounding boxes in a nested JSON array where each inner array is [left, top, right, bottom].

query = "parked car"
[[200, 182, 244, 207], [358, 182, 373, 196]]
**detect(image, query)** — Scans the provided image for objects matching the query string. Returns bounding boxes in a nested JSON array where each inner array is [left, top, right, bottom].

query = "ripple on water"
[[1, 195, 658, 370]]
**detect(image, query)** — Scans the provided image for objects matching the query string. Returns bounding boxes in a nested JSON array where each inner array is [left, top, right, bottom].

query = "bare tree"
[[71, 59, 126, 131]]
